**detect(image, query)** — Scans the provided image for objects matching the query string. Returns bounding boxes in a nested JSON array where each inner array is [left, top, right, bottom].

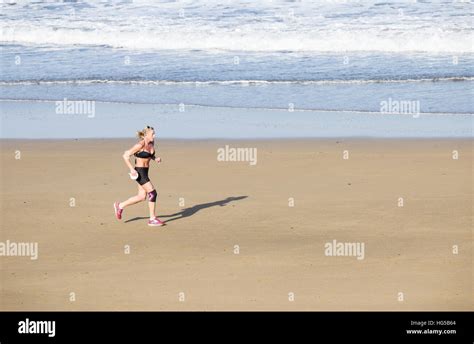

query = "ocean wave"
[[2, 25, 472, 53], [1, 77, 473, 86], [1, 0, 472, 53]]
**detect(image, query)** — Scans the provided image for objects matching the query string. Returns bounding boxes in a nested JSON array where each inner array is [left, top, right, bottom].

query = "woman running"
[[114, 126, 164, 226]]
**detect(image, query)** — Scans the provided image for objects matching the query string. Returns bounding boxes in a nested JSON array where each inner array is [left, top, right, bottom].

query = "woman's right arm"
[[122, 142, 143, 172]]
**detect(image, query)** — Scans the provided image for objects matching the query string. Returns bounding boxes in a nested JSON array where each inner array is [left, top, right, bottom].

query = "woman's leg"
[[119, 185, 147, 209], [141, 181, 157, 219]]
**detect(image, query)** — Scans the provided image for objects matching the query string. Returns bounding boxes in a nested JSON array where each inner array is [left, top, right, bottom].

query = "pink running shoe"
[[148, 217, 164, 227], [114, 202, 123, 220]]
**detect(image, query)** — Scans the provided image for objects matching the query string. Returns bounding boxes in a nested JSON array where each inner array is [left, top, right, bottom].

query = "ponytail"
[[136, 125, 154, 139]]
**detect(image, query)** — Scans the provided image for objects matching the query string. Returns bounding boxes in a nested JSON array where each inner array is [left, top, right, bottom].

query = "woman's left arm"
[[151, 143, 161, 163]]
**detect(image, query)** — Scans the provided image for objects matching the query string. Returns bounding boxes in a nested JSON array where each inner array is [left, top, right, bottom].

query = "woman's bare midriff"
[[135, 157, 151, 168]]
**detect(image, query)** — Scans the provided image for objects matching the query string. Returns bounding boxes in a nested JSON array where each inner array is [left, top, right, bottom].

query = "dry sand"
[[0, 138, 472, 310]]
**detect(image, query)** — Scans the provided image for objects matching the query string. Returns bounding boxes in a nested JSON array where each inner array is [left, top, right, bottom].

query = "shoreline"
[[2, 98, 473, 116], [1, 101, 472, 139]]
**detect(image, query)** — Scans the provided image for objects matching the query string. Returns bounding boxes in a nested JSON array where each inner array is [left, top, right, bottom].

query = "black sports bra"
[[134, 150, 155, 159]]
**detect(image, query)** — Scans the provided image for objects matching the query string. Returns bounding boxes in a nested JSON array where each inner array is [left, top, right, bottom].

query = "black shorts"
[[135, 167, 150, 185]]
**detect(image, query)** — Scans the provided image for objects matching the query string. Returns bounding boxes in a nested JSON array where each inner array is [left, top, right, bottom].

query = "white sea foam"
[[2, 25, 472, 53]]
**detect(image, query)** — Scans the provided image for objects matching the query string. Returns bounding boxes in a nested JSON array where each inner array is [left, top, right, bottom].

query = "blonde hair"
[[136, 126, 154, 139]]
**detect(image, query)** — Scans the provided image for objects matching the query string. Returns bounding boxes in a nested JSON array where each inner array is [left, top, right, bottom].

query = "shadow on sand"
[[124, 196, 248, 224]]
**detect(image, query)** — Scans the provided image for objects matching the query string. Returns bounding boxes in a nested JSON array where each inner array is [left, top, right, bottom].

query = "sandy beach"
[[0, 138, 472, 310]]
